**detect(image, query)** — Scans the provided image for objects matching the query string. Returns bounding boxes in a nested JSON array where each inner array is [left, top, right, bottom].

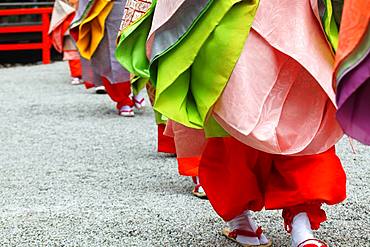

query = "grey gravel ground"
[[0, 62, 369, 247]]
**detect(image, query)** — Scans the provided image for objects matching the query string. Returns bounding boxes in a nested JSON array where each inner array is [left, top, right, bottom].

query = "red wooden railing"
[[0, 7, 53, 64]]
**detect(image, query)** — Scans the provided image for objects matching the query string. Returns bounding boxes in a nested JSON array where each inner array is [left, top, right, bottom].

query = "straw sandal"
[[191, 184, 207, 199]]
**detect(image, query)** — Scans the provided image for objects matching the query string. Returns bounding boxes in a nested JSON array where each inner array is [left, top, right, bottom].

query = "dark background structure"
[[0, 0, 60, 64]]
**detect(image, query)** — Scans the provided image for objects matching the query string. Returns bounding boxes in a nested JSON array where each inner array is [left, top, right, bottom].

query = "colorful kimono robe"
[[116, 0, 347, 230], [333, 0, 369, 145], [312, 0, 370, 145], [118, 0, 176, 154], [49, 0, 82, 78], [118, 0, 207, 172], [73, 0, 133, 110]]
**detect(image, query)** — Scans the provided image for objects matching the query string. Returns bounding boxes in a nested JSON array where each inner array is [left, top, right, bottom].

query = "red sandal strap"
[[297, 239, 328, 247], [134, 97, 145, 104], [193, 184, 202, 193], [228, 227, 264, 239], [120, 109, 133, 113]]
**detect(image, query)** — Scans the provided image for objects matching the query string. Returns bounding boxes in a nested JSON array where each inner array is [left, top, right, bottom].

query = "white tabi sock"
[[119, 105, 134, 117], [193, 176, 204, 193], [227, 210, 269, 245], [134, 89, 146, 108], [291, 212, 314, 247], [70, 77, 81, 85], [134, 88, 146, 101]]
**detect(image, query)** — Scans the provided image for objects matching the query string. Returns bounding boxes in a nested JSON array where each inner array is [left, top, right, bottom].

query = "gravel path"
[[0, 62, 369, 247]]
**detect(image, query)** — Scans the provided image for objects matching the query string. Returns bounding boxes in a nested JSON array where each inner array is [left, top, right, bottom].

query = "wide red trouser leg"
[[101, 77, 133, 110], [199, 137, 271, 221], [270, 148, 346, 231], [84, 81, 95, 89], [158, 124, 176, 154], [68, 59, 82, 78], [265, 147, 346, 210], [199, 137, 346, 225]]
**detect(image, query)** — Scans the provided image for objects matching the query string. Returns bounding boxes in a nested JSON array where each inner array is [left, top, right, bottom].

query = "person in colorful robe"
[[71, 0, 146, 116], [117, 0, 208, 198], [311, 0, 369, 146], [69, 0, 106, 94], [331, 0, 369, 145], [49, 0, 83, 85], [116, 0, 349, 246]]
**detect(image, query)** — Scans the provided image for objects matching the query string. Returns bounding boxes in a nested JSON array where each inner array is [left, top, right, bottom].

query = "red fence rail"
[[0, 7, 53, 64]]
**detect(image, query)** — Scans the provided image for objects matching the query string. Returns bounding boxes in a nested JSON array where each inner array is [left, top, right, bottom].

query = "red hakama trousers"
[[68, 59, 82, 78], [145, 84, 176, 155], [199, 137, 346, 230], [101, 77, 133, 110], [158, 124, 176, 154]]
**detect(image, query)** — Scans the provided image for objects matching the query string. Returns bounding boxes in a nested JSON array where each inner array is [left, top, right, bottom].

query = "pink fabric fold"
[[164, 120, 206, 159], [212, 0, 343, 155], [49, 0, 76, 53]]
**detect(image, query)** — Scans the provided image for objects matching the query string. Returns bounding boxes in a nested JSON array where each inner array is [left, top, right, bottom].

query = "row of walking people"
[[49, 0, 369, 246]]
